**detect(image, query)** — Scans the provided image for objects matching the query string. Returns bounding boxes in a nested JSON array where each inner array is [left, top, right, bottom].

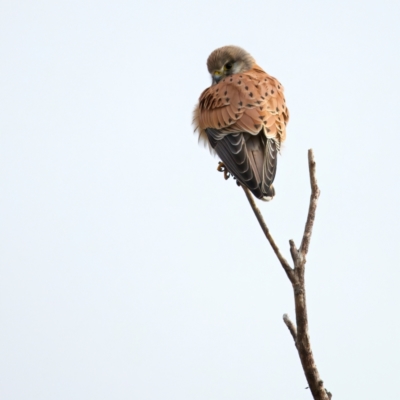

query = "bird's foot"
[[217, 162, 230, 180]]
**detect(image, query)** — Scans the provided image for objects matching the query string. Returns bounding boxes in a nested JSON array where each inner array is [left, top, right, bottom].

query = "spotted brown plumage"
[[193, 46, 289, 200]]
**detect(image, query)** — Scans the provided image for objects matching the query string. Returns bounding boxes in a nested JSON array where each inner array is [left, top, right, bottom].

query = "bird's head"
[[207, 45, 255, 85]]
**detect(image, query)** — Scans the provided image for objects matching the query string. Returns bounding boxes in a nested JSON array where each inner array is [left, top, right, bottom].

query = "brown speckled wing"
[[195, 66, 289, 139], [193, 66, 288, 199]]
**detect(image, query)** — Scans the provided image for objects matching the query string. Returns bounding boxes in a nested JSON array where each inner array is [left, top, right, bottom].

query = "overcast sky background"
[[1, 1, 400, 399]]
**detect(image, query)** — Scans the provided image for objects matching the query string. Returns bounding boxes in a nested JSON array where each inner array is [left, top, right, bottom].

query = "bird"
[[193, 45, 289, 200]]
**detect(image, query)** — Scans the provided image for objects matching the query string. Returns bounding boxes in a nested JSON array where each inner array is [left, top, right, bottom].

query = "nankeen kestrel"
[[193, 46, 289, 200]]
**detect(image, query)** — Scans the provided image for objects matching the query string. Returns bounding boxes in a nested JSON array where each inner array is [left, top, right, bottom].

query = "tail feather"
[[206, 128, 279, 200]]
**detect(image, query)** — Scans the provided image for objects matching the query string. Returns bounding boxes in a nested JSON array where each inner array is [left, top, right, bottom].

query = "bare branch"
[[241, 149, 331, 399], [290, 149, 328, 399], [283, 313, 297, 343], [241, 185, 295, 283]]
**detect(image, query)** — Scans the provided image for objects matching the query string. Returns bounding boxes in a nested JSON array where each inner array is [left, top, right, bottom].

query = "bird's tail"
[[246, 134, 278, 201], [260, 184, 275, 201]]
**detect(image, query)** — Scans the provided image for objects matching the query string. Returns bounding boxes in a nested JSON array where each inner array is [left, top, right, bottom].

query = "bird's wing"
[[193, 68, 288, 198], [195, 67, 289, 141]]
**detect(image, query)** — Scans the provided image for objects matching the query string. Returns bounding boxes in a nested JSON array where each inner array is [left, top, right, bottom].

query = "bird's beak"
[[212, 70, 223, 85]]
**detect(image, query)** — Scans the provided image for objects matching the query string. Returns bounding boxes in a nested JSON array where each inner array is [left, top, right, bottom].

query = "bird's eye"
[[225, 62, 233, 70]]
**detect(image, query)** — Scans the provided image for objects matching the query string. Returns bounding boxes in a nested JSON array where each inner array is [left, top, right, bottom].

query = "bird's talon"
[[217, 162, 230, 180], [217, 162, 226, 172]]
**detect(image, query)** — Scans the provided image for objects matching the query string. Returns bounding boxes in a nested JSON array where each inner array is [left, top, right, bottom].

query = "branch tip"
[[283, 313, 297, 342], [289, 239, 299, 265]]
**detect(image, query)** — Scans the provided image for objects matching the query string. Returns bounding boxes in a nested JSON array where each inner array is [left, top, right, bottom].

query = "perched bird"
[[193, 46, 289, 200]]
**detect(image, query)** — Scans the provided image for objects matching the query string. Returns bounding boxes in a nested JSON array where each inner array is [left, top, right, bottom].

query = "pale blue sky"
[[1, 1, 400, 399]]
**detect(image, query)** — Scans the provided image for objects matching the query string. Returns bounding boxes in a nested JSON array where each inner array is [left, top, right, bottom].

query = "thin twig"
[[283, 314, 297, 343], [300, 150, 321, 257], [241, 185, 294, 283], [289, 239, 300, 268]]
